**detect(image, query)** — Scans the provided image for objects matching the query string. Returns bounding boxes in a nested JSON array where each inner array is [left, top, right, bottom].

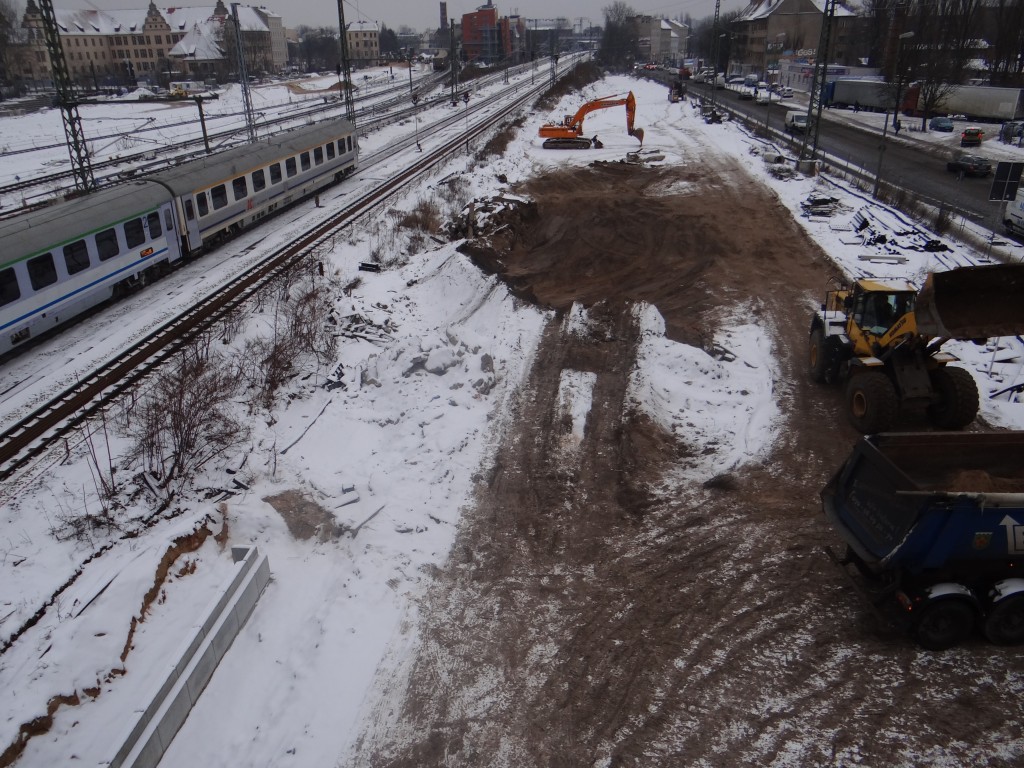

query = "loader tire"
[[845, 372, 898, 433], [914, 598, 976, 651], [926, 366, 979, 429], [809, 328, 829, 383]]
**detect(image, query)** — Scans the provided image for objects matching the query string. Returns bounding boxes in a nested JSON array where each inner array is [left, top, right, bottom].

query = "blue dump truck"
[[824, 432, 1024, 650]]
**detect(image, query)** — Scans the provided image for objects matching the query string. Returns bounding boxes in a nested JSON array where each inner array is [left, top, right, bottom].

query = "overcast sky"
[[52, 0, 741, 33]]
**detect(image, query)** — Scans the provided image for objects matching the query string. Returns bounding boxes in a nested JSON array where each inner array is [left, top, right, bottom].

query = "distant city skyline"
[[51, 0, 739, 33]]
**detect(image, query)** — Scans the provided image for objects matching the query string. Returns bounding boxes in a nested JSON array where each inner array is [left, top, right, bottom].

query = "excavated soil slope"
[[350, 159, 1024, 767]]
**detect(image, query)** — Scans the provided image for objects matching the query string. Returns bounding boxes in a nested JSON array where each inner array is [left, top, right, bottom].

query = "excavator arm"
[[539, 92, 644, 149]]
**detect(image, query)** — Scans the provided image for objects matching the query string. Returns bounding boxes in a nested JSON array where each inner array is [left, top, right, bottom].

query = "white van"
[[785, 111, 808, 133]]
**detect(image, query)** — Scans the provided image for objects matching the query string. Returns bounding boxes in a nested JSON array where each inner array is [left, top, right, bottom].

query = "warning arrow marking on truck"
[[1001, 515, 1024, 554]]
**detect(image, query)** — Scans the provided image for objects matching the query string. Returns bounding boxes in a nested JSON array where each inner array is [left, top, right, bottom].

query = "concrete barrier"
[[106, 545, 271, 768]]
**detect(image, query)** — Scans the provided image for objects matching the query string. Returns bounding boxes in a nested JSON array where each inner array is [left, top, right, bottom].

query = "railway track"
[[0, 64, 539, 213], [0, 64, 566, 484]]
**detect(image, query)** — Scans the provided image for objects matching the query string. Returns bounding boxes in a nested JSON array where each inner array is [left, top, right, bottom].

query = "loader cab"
[[853, 291, 914, 336]]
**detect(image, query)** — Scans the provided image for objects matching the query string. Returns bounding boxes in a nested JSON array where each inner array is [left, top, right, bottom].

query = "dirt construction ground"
[[349, 156, 1024, 766]]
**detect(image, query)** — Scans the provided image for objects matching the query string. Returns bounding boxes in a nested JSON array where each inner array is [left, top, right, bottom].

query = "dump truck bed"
[[823, 432, 1024, 574]]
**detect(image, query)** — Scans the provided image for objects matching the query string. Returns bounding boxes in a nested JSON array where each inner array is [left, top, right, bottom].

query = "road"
[[679, 78, 1004, 228]]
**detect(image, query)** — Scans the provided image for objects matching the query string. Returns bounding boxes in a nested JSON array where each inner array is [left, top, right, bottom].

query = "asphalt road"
[[674, 78, 1006, 229]]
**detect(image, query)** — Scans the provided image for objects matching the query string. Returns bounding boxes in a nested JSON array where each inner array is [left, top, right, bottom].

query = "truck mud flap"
[[915, 264, 1024, 339], [824, 546, 903, 635]]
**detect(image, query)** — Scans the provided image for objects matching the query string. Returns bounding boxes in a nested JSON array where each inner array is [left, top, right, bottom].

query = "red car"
[[960, 126, 984, 147]]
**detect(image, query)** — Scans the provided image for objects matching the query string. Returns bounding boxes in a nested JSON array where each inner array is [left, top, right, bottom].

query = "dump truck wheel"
[[845, 372, 898, 433], [913, 598, 976, 651], [809, 328, 828, 382], [927, 366, 979, 429], [984, 594, 1024, 645]]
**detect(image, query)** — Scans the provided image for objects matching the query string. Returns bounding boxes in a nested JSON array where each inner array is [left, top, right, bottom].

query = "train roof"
[[0, 118, 355, 266], [0, 183, 168, 266], [148, 118, 356, 194]]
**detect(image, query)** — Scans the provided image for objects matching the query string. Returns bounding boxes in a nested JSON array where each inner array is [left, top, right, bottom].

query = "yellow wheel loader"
[[808, 264, 1024, 433]]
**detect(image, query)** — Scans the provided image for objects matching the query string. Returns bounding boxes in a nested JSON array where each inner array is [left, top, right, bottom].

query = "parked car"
[[777, 85, 793, 98], [738, 87, 754, 100], [960, 126, 984, 146], [727, 76, 745, 85], [946, 154, 992, 177], [929, 116, 954, 132]]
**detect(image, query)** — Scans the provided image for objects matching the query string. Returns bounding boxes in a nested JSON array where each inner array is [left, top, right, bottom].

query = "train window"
[[96, 228, 119, 261], [314, 147, 324, 165], [347, 136, 352, 152], [63, 240, 91, 275], [232, 177, 248, 201], [286, 158, 296, 177], [147, 212, 162, 238], [196, 193, 209, 217], [270, 163, 282, 184], [164, 208, 173, 231], [337, 139, 344, 154], [125, 219, 145, 248], [184, 198, 195, 220], [0, 267, 19, 307], [252, 169, 266, 191], [27, 253, 58, 289], [211, 184, 228, 209], [326, 142, 335, 160], [300, 152, 310, 171]]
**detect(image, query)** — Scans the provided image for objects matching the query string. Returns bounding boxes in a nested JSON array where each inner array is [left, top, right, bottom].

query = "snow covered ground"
[[1, 71, 1023, 766]]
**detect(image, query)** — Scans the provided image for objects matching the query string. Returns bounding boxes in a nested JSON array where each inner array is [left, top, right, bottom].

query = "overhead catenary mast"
[[35, 0, 95, 192], [799, 0, 838, 162], [336, 0, 356, 121], [231, 3, 258, 142]]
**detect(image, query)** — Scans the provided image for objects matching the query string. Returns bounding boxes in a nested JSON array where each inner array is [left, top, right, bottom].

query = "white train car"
[[0, 118, 358, 358]]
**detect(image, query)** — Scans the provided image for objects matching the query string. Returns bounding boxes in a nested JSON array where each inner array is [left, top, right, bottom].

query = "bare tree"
[[0, 0, 23, 95], [902, 0, 982, 129], [129, 342, 246, 496], [598, 2, 639, 70], [985, 0, 1024, 86]]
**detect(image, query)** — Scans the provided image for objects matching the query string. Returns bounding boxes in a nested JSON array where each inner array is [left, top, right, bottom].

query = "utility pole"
[[36, 0, 95, 192], [336, 0, 356, 121], [231, 3, 257, 142]]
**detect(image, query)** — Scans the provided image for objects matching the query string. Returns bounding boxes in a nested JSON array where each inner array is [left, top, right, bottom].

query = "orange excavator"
[[538, 91, 645, 149]]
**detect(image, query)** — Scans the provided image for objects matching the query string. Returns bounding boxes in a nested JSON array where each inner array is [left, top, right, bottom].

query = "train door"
[[180, 196, 203, 255], [156, 201, 186, 262]]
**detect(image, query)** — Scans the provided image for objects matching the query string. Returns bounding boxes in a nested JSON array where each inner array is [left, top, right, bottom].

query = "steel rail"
[[0, 66, 562, 482]]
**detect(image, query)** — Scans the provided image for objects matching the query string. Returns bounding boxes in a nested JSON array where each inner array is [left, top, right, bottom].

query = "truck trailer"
[[1006, 186, 1024, 239], [825, 79, 891, 112], [824, 431, 1024, 650], [912, 84, 1024, 122]]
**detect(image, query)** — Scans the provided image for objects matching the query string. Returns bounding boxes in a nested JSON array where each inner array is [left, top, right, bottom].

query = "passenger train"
[[0, 118, 358, 358]]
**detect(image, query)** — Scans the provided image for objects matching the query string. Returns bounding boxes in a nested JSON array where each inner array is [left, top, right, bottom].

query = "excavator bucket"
[[915, 263, 1024, 339], [632, 127, 645, 146]]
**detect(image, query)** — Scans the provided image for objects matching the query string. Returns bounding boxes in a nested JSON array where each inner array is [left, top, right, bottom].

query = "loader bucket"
[[915, 263, 1024, 339]]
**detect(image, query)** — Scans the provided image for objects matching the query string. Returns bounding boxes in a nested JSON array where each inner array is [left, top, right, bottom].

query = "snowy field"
[[1, 70, 1023, 766]]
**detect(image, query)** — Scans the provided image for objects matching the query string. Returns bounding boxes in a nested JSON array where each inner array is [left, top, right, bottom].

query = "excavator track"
[[542, 138, 594, 150]]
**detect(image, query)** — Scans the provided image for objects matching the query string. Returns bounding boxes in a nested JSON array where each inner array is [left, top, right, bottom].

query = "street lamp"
[[891, 31, 914, 132], [763, 33, 786, 137], [873, 30, 914, 198]]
